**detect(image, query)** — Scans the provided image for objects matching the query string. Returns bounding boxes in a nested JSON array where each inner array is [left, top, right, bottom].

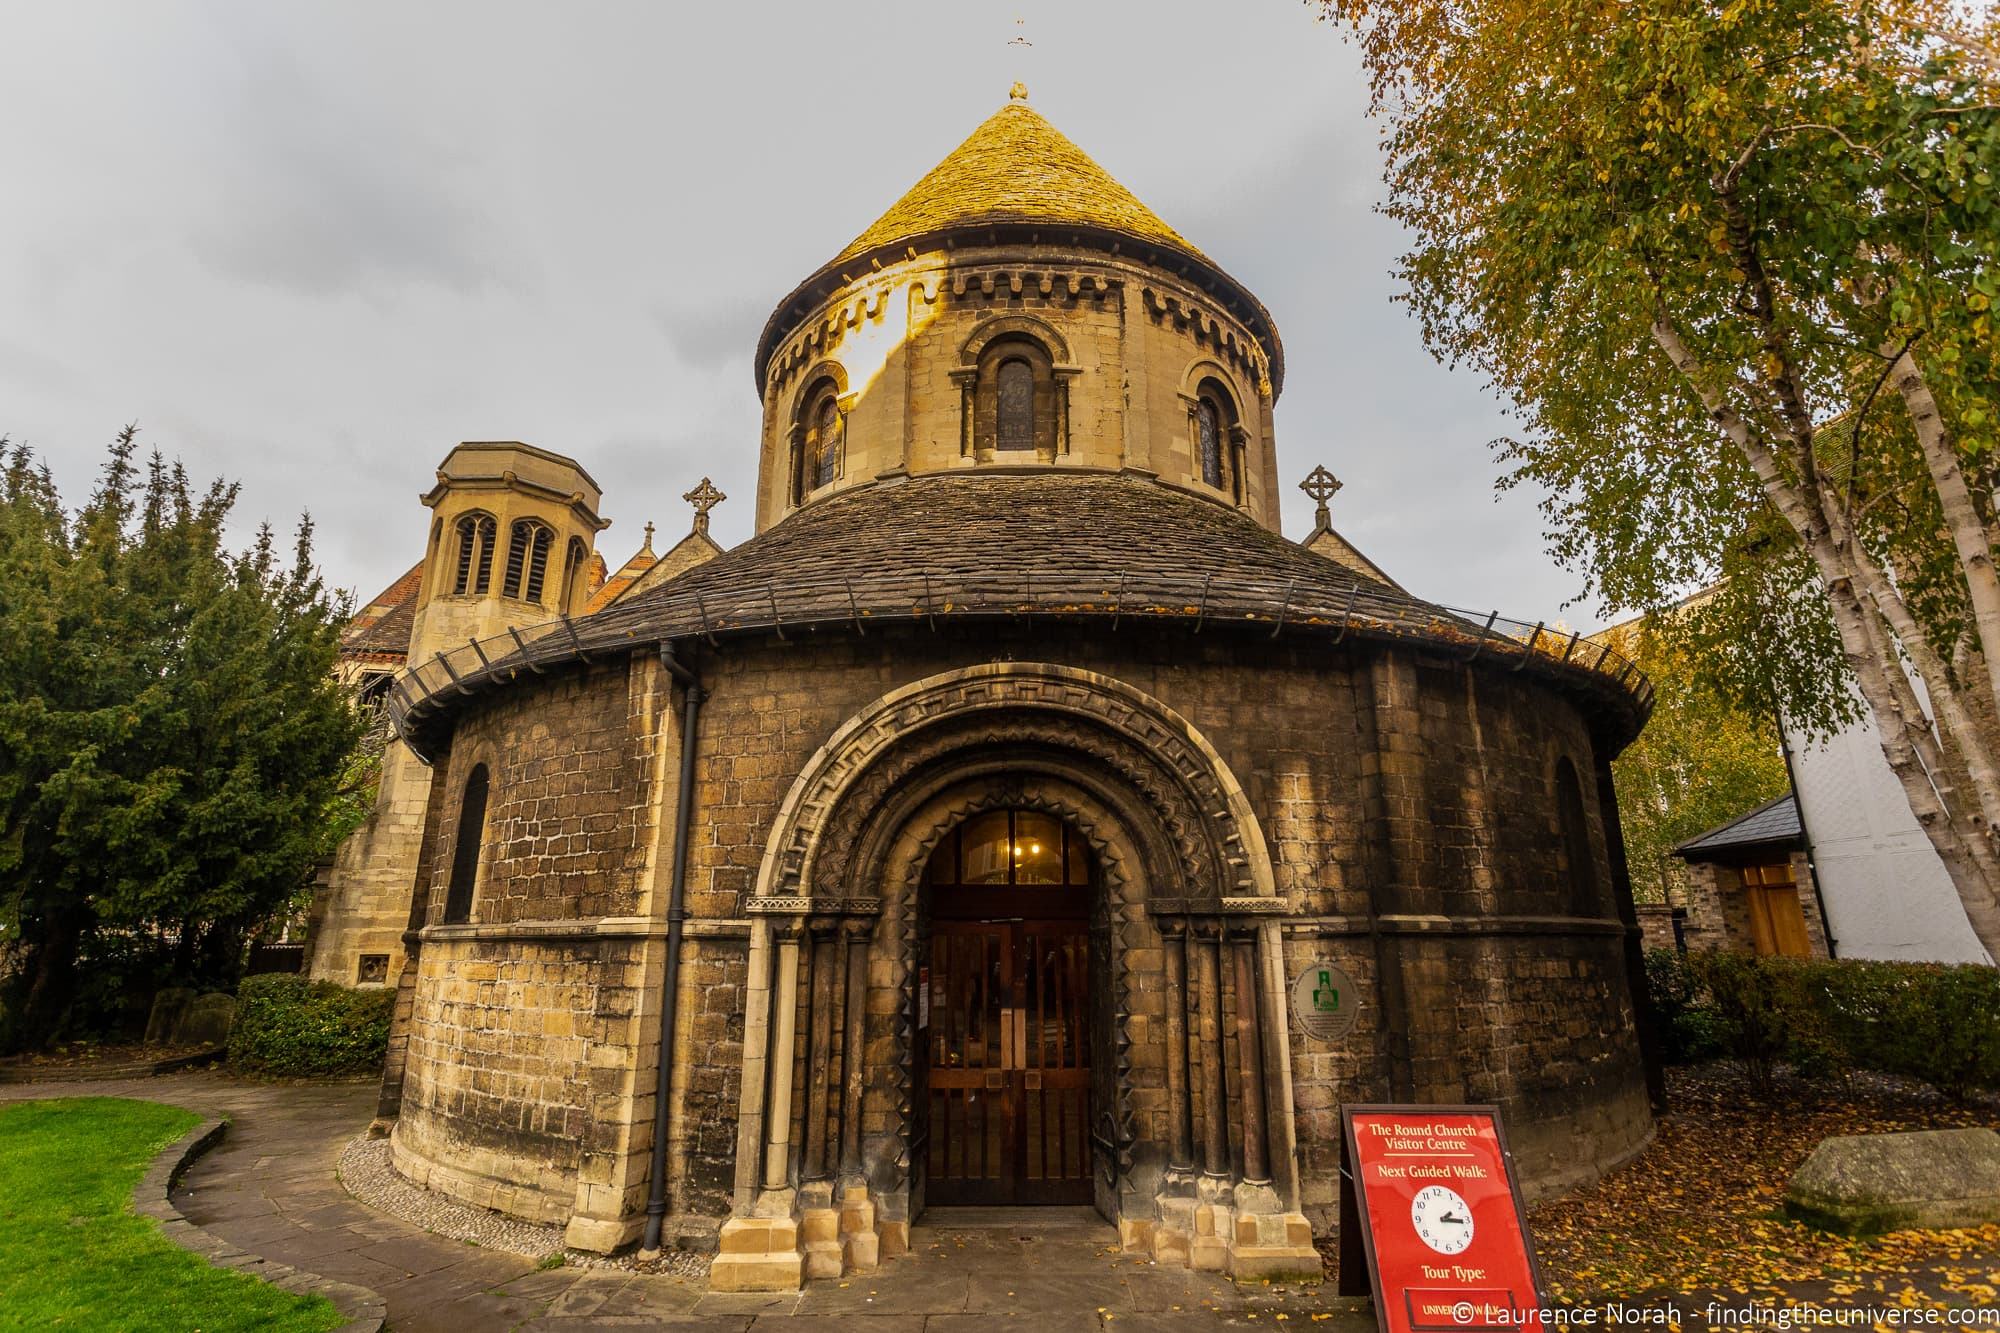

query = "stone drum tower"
[[371, 90, 1659, 1290]]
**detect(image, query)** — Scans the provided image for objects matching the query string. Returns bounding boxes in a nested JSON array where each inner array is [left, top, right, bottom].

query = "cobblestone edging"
[[336, 1134, 710, 1279], [137, 1117, 387, 1333]]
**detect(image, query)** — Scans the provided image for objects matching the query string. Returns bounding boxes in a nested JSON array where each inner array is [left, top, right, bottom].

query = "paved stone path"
[[1, 1071, 1368, 1330]]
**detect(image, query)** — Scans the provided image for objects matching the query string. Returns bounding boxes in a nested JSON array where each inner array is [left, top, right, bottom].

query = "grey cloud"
[[182, 38, 501, 297], [651, 299, 762, 372], [0, 0, 1602, 629]]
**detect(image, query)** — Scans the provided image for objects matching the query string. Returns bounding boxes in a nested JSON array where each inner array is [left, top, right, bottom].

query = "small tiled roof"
[[341, 561, 423, 661], [831, 99, 1206, 270], [582, 540, 656, 616], [1673, 792, 1803, 858], [393, 472, 1651, 753], [756, 94, 1285, 397]]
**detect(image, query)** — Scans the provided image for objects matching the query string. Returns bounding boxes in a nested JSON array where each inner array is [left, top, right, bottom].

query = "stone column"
[[1150, 915, 1201, 1269], [950, 367, 978, 459], [802, 921, 839, 1184], [1161, 918, 1196, 1174], [712, 914, 805, 1293], [834, 916, 880, 1273], [1217, 917, 1320, 1283], [838, 919, 870, 1182], [762, 926, 804, 1193], [1230, 934, 1271, 1187], [1188, 920, 1232, 1273]]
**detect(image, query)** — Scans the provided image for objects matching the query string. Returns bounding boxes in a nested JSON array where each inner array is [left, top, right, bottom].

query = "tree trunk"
[[1652, 315, 2000, 961], [8, 905, 88, 1054], [1891, 348, 2000, 721]]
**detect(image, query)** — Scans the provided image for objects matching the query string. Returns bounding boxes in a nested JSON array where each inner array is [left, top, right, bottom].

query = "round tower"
[[377, 90, 1656, 1281], [750, 87, 1283, 533]]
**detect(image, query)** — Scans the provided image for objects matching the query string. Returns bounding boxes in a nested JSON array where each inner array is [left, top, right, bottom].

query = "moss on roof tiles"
[[831, 99, 1207, 269]]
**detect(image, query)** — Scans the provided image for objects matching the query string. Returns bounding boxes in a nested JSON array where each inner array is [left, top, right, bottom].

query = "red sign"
[[1340, 1106, 1549, 1333]]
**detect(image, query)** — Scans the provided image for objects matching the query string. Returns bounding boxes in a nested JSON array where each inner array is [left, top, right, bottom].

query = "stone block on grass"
[[1786, 1128, 2000, 1235]]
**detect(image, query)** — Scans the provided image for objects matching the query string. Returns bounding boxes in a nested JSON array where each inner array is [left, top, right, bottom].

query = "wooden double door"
[[922, 916, 1094, 1205]]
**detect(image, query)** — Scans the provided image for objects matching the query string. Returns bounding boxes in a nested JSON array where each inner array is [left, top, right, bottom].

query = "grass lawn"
[[0, 1097, 339, 1332]]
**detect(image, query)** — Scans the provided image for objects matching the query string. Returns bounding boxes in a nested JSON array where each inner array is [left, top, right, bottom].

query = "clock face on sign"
[[1411, 1185, 1475, 1255]]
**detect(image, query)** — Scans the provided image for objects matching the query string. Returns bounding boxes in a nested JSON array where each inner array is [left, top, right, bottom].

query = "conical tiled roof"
[[755, 90, 1284, 395], [829, 96, 1209, 269]]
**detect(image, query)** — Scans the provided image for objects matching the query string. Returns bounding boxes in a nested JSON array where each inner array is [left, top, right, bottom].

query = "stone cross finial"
[[683, 477, 726, 536], [641, 521, 656, 553], [1300, 465, 1343, 529]]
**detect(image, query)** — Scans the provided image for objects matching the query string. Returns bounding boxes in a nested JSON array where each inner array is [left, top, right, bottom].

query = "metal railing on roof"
[[385, 571, 1652, 749]]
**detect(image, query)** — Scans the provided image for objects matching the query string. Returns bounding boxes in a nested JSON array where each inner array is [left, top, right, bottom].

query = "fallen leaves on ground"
[[1528, 1065, 1999, 1306]]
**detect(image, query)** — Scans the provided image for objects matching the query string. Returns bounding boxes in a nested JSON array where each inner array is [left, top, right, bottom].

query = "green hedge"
[[228, 975, 393, 1078], [1645, 948, 2000, 1097]]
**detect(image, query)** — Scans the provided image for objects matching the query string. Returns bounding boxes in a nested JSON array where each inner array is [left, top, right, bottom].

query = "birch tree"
[[1315, 0, 2000, 954]]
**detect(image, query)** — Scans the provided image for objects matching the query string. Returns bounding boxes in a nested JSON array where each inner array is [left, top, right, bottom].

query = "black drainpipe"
[[641, 640, 703, 1256]]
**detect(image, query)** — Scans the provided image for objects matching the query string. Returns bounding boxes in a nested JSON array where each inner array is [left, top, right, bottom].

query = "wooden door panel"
[[925, 918, 1091, 1206]]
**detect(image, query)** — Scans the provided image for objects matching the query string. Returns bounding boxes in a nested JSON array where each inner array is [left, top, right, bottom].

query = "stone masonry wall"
[[755, 249, 1276, 532], [392, 620, 1650, 1240]]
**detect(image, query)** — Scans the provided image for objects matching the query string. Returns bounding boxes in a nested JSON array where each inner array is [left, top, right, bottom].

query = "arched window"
[[811, 393, 841, 490], [996, 358, 1035, 452], [927, 808, 1092, 888], [793, 380, 843, 503], [503, 520, 554, 602], [443, 763, 489, 925], [561, 538, 589, 612], [452, 514, 496, 595], [1194, 379, 1242, 500], [1555, 758, 1600, 915], [1197, 400, 1224, 488], [971, 336, 1056, 460]]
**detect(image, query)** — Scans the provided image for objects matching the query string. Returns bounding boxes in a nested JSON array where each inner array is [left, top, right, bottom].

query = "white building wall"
[[1786, 701, 1992, 964]]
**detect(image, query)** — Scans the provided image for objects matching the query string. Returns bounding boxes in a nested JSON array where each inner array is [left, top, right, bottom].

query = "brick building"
[[1670, 792, 1831, 958], [339, 90, 1660, 1290]]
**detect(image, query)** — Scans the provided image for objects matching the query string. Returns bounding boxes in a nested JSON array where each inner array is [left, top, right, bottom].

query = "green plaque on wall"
[[1292, 959, 1360, 1042]]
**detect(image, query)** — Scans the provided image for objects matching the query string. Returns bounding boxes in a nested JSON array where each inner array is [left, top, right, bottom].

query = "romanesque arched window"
[[974, 336, 1056, 459], [793, 379, 843, 503], [1197, 400, 1224, 488], [1555, 757, 1600, 915], [997, 358, 1035, 452], [561, 537, 589, 612], [1194, 379, 1243, 501], [443, 763, 489, 925], [811, 392, 841, 490], [503, 520, 555, 602], [452, 513, 496, 595]]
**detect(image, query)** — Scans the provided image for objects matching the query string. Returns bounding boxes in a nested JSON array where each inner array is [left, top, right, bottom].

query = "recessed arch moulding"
[[714, 662, 1319, 1289]]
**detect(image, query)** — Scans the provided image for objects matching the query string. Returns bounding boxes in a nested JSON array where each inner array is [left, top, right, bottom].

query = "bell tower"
[[307, 441, 608, 987], [410, 442, 610, 655]]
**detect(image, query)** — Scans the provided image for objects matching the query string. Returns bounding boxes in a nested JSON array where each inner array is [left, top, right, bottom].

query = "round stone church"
[[363, 89, 1657, 1288]]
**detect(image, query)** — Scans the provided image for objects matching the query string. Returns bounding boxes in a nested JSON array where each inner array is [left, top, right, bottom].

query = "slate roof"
[[755, 95, 1284, 396], [391, 472, 1653, 754], [1673, 792, 1804, 858]]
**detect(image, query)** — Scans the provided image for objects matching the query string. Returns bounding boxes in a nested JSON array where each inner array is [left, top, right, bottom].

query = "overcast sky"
[[0, 1, 1600, 627]]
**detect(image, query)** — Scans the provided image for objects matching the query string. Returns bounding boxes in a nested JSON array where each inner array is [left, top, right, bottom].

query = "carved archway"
[[718, 664, 1312, 1290], [752, 663, 1278, 910]]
